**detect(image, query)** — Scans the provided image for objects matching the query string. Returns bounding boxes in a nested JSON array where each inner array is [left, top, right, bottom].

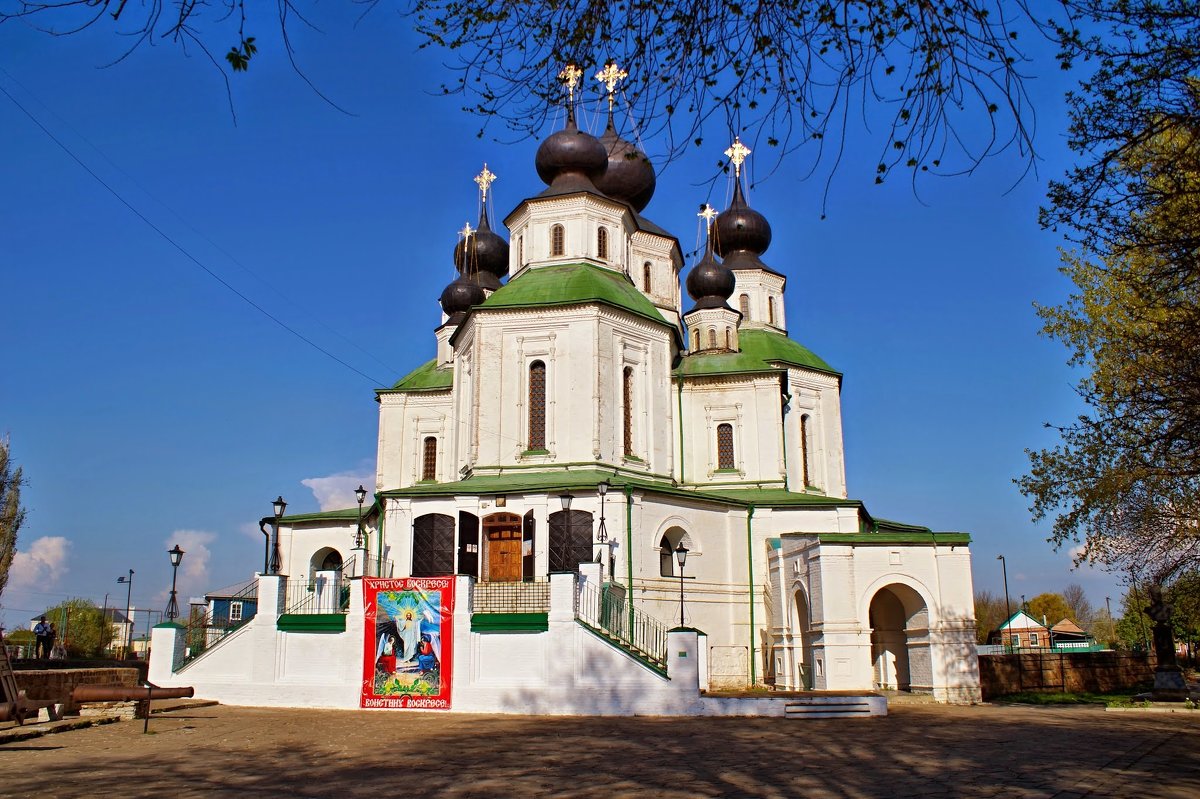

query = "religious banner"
[[361, 577, 454, 709]]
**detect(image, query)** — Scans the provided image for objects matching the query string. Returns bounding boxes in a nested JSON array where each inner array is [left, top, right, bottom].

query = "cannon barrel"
[[72, 685, 194, 702]]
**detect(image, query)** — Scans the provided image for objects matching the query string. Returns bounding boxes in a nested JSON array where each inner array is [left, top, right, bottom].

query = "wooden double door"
[[483, 512, 524, 582]]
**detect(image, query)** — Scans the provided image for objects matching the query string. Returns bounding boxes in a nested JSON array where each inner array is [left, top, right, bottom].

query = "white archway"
[[792, 586, 815, 689], [867, 583, 930, 692]]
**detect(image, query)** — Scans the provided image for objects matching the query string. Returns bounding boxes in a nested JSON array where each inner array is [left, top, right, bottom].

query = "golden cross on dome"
[[458, 221, 475, 241], [724, 137, 752, 177], [558, 64, 584, 103], [595, 61, 628, 111], [698, 203, 719, 228], [474, 163, 497, 202]]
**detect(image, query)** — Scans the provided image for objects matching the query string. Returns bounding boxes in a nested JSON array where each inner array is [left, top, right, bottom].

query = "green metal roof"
[[382, 359, 453, 393], [675, 328, 839, 379], [816, 532, 971, 546], [477, 263, 671, 328], [279, 507, 361, 524]]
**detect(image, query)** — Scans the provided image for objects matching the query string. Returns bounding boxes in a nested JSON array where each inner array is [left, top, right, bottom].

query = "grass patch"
[[992, 685, 1153, 707]]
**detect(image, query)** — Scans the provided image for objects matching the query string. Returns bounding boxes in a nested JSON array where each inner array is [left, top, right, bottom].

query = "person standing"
[[46, 623, 60, 659], [33, 616, 50, 659]]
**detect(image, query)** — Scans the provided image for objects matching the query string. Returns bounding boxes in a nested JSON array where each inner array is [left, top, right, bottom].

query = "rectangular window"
[[230, 601, 243, 622], [1030, 632, 1039, 647], [717, 423, 735, 470], [422, 436, 437, 481]]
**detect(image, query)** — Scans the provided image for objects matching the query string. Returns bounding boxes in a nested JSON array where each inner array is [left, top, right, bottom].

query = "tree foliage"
[[1027, 592, 1073, 627], [1021, 39, 1200, 578], [42, 598, 112, 658], [0, 1, 1067, 189], [0, 438, 25, 600], [973, 589, 1008, 644]]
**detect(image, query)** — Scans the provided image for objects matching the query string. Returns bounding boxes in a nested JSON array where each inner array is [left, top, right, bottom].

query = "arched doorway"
[[412, 513, 455, 577], [793, 589, 814, 689], [868, 583, 929, 692], [548, 509, 593, 573], [310, 547, 343, 577]]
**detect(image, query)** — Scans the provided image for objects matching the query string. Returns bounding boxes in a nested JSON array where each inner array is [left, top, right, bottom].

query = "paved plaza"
[[1, 703, 1198, 797]]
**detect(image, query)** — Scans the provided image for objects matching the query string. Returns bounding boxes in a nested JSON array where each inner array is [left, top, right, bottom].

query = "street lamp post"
[[355, 485, 367, 548], [674, 542, 689, 627], [117, 570, 134, 659], [997, 554, 1011, 651], [597, 480, 610, 576], [270, 495, 287, 574], [165, 545, 185, 621]]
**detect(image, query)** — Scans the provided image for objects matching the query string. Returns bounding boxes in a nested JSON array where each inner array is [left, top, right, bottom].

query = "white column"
[[148, 623, 186, 683], [548, 572, 576, 623]]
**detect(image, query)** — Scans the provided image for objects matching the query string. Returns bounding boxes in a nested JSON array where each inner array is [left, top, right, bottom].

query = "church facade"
[[152, 75, 981, 709]]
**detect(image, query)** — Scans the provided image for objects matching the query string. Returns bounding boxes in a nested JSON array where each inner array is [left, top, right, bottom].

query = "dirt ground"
[[1, 703, 1198, 798]]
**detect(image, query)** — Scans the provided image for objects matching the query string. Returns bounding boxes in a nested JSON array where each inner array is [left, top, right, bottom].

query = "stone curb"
[[1105, 705, 1200, 714], [0, 699, 219, 744]]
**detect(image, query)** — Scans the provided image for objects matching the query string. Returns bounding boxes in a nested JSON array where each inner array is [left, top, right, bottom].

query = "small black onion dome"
[[439, 274, 485, 320], [535, 107, 608, 190], [593, 113, 656, 212], [714, 180, 772, 269], [685, 241, 735, 308], [452, 212, 509, 287]]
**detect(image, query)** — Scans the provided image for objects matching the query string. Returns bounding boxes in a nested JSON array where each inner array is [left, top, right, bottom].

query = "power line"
[[0, 79, 389, 388]]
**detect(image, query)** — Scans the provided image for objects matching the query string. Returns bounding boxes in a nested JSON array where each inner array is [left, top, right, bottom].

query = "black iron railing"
[[180, 579, 258, 666], [576, 582, 668, 668], [283, 572, 351, 615], [472, 578, 550, 614]]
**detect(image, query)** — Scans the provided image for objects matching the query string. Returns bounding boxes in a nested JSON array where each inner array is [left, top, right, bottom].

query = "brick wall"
[[10, 668, 142, 713], [978, 652, 1152, 699]]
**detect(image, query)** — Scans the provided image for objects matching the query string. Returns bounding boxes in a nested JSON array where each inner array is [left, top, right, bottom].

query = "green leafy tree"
[[1027, 592, 1073, 628], [0, 438, 25, 600], [43, 598, 112, 659], [973, 590, 1008, 645]]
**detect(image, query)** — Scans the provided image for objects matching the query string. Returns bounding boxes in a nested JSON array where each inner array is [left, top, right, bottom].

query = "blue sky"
[[0, 11, 1124, 628]]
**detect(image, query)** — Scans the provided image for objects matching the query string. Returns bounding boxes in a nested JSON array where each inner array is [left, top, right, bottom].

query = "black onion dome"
[[534, 107, 608, 192], [714, 180, 772, 270], [439, 274, 486, 320], [452, 212, 509, 289], [593, 113, 656, 212], [685, 240, 736, 310]]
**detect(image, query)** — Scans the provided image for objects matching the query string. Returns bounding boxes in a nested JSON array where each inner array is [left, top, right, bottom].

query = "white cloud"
[[163, 529, 216, 597], [301, 470, 374, 511], [9, 536, 71, 591]]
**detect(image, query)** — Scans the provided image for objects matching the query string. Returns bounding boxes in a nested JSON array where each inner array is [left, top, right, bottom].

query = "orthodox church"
[[150, 66, 982, 712]]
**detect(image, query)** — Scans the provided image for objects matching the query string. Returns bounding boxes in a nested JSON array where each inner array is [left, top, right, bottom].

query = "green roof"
[[383, 359, 453, 393], [280, 508, 361, 524], [816, 532, 971, 546], [675, 328, 839, 379], [476, 263, 671, 329]]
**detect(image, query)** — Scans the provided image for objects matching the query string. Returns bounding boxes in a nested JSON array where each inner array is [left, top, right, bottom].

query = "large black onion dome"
[[535, 107, 608, 191], [439, 274, 485, 321], [453, 212, 509, 291], [685, 241, 735, 309], [594, 113, 656, 212], [714, 180, 772, 270]]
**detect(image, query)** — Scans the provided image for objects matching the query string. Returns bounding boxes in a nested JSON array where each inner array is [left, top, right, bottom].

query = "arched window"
[[739, 293, 750, 318], [768, 296, 776, 325], [518, 234, 524, 266], [550, 224, 565, 256], [548, 509, 595, 573], [692, 329, 699, 351], [597, 227, 608, 260], [800, 414, 812, 487], [528, 360, 546, 451], [717, 423, 735, 470], [422, 436, 437, 481], [412, 513, 456, 576], [643, 262, 652, 292], [725, 327, 732, 350], [622, 366, 634, 457], [708, 328, 717, 349], [658, 529, 694, 577]]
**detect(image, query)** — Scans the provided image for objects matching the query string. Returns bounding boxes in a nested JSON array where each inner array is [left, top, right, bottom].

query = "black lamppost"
[[996, 554, 1012, 647], [117, 569, 134, 658], [270, 495, 286, 574], [675, 542, 689, 627], [597, 480, 610, 575], [165, 545, 185, 621], [354, 485, 367, 549]]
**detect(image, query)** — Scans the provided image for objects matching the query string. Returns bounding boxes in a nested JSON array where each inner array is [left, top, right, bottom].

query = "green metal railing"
[[180, 579, 258, 666], [576, 582, 668, 668]]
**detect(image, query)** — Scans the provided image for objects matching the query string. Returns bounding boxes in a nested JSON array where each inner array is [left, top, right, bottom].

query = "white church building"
[[150, 71, 982, 714]]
